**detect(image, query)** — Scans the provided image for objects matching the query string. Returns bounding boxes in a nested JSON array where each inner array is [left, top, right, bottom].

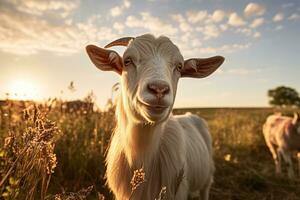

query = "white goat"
[[263, 112, 300, 179], [86, 34, 224, 200]]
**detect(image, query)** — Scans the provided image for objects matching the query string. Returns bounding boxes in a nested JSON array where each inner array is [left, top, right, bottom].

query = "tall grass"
[[0, 99, 300, 199], [0, 106, 59, 199]]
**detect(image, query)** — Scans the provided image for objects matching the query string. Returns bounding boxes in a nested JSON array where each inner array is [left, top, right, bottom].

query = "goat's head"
[[86, 34, 224, 123]]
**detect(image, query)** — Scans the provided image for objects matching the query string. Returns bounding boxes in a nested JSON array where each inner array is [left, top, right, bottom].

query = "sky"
[[0, 0, 299, 108]]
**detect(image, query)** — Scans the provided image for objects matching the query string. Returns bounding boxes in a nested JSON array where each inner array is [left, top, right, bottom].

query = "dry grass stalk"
[[54, 185, 93, 200], [97, 192, 105, 200], [155, 186, 167, 200], [0, 107, 60, 200], [129, 167, 146, 199]]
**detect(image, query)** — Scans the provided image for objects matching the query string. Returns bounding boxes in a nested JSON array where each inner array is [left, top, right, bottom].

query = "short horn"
[[104, 37, 135, 48]]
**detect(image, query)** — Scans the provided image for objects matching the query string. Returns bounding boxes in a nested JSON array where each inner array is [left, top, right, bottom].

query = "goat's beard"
[[137, 99, 171, 124]]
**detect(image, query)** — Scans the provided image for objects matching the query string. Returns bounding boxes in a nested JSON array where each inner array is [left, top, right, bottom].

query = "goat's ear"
[[181, 56, 224, 78], [86, 45, 123, 75], [292, 112, 300, 125]]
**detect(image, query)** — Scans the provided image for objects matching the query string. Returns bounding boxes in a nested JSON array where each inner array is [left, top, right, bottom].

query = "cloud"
[[288, 13, 300, 21], [201, 24, 221, 40], [176, 41, 251, 58], [0, 1, 119, 55], [219, 24, 228, 31], [110, 0, 131, 17], [113, 22, 125, 33], [253, 32, 261, 38], [190, 38, 202, 47], [236, 27, 261, 38], [25, 1, 78, 11], [236, 28, 252, 36], [0, 1, 258, 57], [250, 18, 264, 28], [212, 9, 226, 22], [273, 13, 284, 22], [123, 0, 131, 8], [171, 14, 193, 33], [5, 0, 79, 18], [275, 25, 283, 31], [244, 3, 266, 17], [110, 7, 122, 17], [186, 10, 208, 23], [228, 13, 246, 26], [125, 12, 177, 36]]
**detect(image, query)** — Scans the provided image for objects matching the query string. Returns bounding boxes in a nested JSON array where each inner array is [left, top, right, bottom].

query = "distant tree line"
[[268, 86, 300, 107]]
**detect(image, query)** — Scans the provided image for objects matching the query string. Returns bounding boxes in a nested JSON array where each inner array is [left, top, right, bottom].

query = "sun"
[[8, 80, 40, 100]]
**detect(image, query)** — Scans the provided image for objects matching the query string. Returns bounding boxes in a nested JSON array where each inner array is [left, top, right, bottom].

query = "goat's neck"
[[116, 96, 165, 168]]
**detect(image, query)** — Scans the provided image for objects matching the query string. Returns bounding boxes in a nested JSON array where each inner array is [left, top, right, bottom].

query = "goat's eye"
[[176, 63, 183, 71], [124, 57, 132, 66]]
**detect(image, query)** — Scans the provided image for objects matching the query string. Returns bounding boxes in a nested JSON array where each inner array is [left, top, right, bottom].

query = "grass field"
[[0, 99, 300, 200]]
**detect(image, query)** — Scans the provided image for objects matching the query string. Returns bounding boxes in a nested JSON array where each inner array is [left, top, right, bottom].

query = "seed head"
[[130, 167, 146, 192]]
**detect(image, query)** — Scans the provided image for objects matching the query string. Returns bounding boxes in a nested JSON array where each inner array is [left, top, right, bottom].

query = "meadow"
[[0, 97, 300, 200]]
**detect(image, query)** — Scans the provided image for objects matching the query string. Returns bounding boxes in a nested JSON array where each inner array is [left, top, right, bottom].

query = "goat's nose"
[[147, 81, 170, 98]]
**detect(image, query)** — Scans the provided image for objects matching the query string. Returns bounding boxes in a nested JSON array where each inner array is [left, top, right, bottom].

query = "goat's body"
[[263, 114, 300, 178], [87, 34, 223, 199], [263, 115, 300, 150], [106, 99, 214, 200]]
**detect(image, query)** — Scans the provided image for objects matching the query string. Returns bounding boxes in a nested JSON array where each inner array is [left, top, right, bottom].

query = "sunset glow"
[[8, 80, 40, 100]]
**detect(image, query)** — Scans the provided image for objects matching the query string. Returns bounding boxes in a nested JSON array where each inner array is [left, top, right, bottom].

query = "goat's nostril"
[[147, 82, 170, 98], [161, 86, 170, 94], [147, 84, 160, 96]]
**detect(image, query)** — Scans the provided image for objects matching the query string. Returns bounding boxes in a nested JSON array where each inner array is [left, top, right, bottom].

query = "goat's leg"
[[267, 143, 280, 175], [275, 148, 283, 175], [279, 148, 295, 179]]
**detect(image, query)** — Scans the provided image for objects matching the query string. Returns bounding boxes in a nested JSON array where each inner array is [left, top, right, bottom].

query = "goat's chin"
[[144, 109, 169, 123], [136, 100, 170, 124]]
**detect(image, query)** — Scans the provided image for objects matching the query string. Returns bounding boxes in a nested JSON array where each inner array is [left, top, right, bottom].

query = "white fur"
[[105, 35, 215, 199], [263, 113, 300, 179]]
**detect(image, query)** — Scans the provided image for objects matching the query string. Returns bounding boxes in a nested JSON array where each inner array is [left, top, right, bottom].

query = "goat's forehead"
[[124, 36, 183, 61]]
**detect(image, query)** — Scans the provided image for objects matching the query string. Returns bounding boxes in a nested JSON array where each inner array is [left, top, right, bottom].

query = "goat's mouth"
[[137, 99, 169, 116]]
